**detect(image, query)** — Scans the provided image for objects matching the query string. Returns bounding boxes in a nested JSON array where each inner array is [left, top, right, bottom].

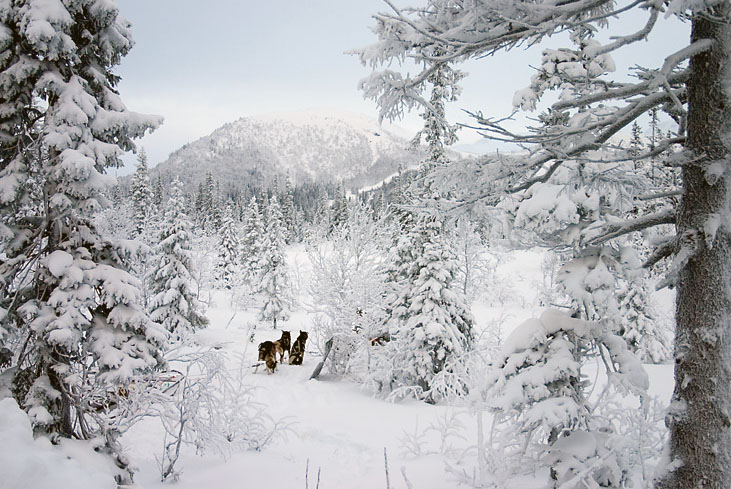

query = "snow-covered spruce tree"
[[489, 310, 649, 487], [375, 53, 474, 402], [629, 121, 645, 171], [616, 253, 672, 364], [329, 184, 349, 235], [149, 178, 208, 340], [257, 195, 291, 329], [241, 195, 264, 286], [280, 176, 298, 244], [311, 186, 331, 238], [216, 205, 240, 289], [357, 2, 731, 486], [195, 171, 220, 233], [131, 147, 154, 239], [0, 0, 165, 481], [556, 245, 671, 363], [128, 148, 156, 307], [385, 214, 473, 402], [153, 175, 164, 208]]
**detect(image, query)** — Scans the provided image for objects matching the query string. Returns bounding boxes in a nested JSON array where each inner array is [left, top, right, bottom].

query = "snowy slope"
[[151, 110, 425, 192]]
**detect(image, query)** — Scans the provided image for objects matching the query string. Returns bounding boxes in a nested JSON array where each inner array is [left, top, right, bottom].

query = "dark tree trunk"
[[47, 350, 74, 438], [658, 4, 731, 488]]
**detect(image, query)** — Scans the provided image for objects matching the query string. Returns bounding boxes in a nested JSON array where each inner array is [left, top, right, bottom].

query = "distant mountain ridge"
[[150, 110, 425, 193]]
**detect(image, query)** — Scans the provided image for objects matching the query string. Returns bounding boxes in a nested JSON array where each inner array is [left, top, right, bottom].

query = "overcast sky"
[[116, 0, 689, 173]]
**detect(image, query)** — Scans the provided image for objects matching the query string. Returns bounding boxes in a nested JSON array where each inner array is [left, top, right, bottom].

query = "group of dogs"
[[257, 330, 308, 373]]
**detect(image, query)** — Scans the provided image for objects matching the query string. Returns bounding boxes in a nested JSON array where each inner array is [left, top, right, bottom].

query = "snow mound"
[[0, 398, 119, 489]]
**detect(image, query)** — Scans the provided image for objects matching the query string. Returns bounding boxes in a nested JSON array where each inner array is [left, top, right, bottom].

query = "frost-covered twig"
[[155, 348, 289, 482]]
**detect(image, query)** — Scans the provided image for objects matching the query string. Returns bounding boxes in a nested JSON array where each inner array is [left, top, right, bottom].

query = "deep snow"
[[0, 248, 675, 489]]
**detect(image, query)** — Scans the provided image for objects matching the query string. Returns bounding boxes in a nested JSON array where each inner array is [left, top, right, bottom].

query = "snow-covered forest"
[[0, 1, 729, 489]]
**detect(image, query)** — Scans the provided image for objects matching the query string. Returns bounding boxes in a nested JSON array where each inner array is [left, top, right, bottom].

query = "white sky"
[[116, 0, 690, 173]]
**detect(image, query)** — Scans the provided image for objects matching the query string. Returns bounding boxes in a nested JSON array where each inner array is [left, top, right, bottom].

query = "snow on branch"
[[583, 2, 659, 57], [585, 209, 676, 246], [354, 0, 626, 121], [551, 72, 688, 112], [652, 38, 713, 90], [643, 236, 677, 269], [637, 189, 683, 201], [656, 228, 700, 289]]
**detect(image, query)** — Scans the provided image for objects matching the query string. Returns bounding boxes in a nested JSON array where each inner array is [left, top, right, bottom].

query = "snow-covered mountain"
[[151, 110, 424, 192]]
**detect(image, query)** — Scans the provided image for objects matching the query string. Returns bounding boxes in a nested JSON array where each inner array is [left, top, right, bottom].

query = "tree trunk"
[[658, 4, 731, 488], [309, 337, 334, 380]]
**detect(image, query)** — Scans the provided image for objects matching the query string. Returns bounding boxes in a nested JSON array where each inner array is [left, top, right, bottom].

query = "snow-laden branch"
[[643, 236, 677, 269], [551, 71, 688, 111], [572, 137, 686, 164], [585, 209, 676, 246], [451, 90, 683, 201], [650, 38, 714, 90], [637, 189, 683, 201], [355, 0, 622, 121], [585, 2, 659, 58]]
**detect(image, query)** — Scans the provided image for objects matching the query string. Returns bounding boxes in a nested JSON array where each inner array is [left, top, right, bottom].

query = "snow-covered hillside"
[[151, 110, 425, 192]]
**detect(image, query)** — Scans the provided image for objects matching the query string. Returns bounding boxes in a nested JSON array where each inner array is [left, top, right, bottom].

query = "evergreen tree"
[[386, 214, 473, 402], [489, 310, 649, 488], [203, 171, 215, 213], [372, 189, 387, 219], [312, 186, 331, 237], [195, 171, 219, 231], [257, 195, 291, 329], [629, 121, 644, 172], [377, 51, 473, 401], [616, 250, 672, 364], [216, 205, 240, 289], [196, 181, 207, 215], [389, 164, 416, 234], [280, 176, 298, 243], [0, 0, 163, 481], [149, 179, 208, 339], [131, 148, 154, 239], [648, 107, 660, 186], [241, 196, 264, 285], [153, 175, 164, 208], [329, 184, 349, 235]]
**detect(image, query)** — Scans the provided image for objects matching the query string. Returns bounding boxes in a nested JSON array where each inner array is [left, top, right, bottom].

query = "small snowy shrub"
[[545, 430, 628, 488], [155, 348, 288, 482], [306, 200, 388, 378]]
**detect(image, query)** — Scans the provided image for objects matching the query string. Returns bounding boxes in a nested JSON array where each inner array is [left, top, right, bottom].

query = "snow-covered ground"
[[1, 247, 675, 489]]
